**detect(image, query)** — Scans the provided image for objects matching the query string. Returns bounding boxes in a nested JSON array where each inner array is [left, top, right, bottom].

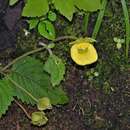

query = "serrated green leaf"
[[74, 0, 101, 12], [44, 54, 65, 87], [38, 20, 56, 40], [47, 87, 69, 104], [9, 56, 68, 105], [22, 0, 49, 17], [28, 19, 39, 30], [9, 0, 19, 6], [53, 0, 75, 21], [0, 79, 14, 117]]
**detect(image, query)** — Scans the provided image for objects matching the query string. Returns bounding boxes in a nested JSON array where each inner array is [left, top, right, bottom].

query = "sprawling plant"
[[1, 0, 129, 127], [0, 42, 69, 125]]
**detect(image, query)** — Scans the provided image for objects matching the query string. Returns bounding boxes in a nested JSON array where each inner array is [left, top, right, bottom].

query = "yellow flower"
[[70, 39, 98, 66]]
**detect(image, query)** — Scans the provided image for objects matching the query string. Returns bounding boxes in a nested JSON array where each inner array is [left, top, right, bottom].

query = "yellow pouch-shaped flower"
[[70, 38, 98, 66]]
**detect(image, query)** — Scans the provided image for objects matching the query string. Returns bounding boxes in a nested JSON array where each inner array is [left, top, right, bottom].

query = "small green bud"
[[31, 111, 48, 126], [37, 97, 52, 111]]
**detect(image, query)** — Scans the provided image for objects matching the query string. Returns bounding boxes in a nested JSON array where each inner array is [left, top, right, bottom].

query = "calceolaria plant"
[[0, 36, 98, 126], [0, 41, 68, 126]]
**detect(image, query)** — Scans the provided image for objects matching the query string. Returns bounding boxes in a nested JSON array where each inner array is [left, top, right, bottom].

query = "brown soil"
[[0, 67, 129, 130]]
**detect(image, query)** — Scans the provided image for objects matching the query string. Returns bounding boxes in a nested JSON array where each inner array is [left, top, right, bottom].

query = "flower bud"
[[37, 97, 52, 111], [31, 111, 48, 126]]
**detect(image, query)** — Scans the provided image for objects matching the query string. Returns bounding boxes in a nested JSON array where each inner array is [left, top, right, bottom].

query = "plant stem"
[[53, 36, 77, 42], [14, 99, 31, 119], [82, 13, 90, 34], [1, 47, 45, 72], [121, 0, 130, 60], [39, 42, 53, 55], [1, 36, 77, 72], [92, 0, 108, 39], [7, 76, 38, 103]]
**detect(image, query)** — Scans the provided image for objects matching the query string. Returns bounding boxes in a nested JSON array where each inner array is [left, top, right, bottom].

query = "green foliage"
[[22, 0, 49, 17], [9, 56, 68, 105], [44, 54, 65, 86], [0, 55, 68, 117], [38, 20, 56, 40], [53, 0, 75, 21], [22, 0, 101, 20], [74, 0, 101, 12], [9, 0, 19, 6], [13, 0, 102, 40], [28, 19, 39, 30], [0, 79, 14, 117]]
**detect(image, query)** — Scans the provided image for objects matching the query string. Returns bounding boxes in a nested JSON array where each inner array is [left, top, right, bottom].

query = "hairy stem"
[[1, 47, 45, 72], [14, 99, 31, 119], [1, 36, 77, 72]]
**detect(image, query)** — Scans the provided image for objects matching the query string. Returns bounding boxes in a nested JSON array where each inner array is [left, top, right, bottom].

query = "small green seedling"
[[113, 37, 125, 49]]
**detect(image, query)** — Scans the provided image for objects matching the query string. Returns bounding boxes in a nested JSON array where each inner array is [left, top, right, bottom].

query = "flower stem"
[[14, 99, 31, 119], [0, 36, 77, 73], [1, 47, 45, 72]]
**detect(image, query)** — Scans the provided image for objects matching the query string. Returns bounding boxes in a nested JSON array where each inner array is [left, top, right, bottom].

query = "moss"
[[84, 0, 128, 94]]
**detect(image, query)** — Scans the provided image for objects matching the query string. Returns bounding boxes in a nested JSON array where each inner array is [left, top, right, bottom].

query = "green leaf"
[[9, 56, 68, 105], [9, 0, 19, 6], [48, 11, 57, 22], [44, 54, 65, 87], [0, 79, 14, 117], [74, 0, 101, 12], [28, 19, 39, 30], [38, 20, 56, 40], [22, 0, 49, 17], [53, 0, 75, 21]]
